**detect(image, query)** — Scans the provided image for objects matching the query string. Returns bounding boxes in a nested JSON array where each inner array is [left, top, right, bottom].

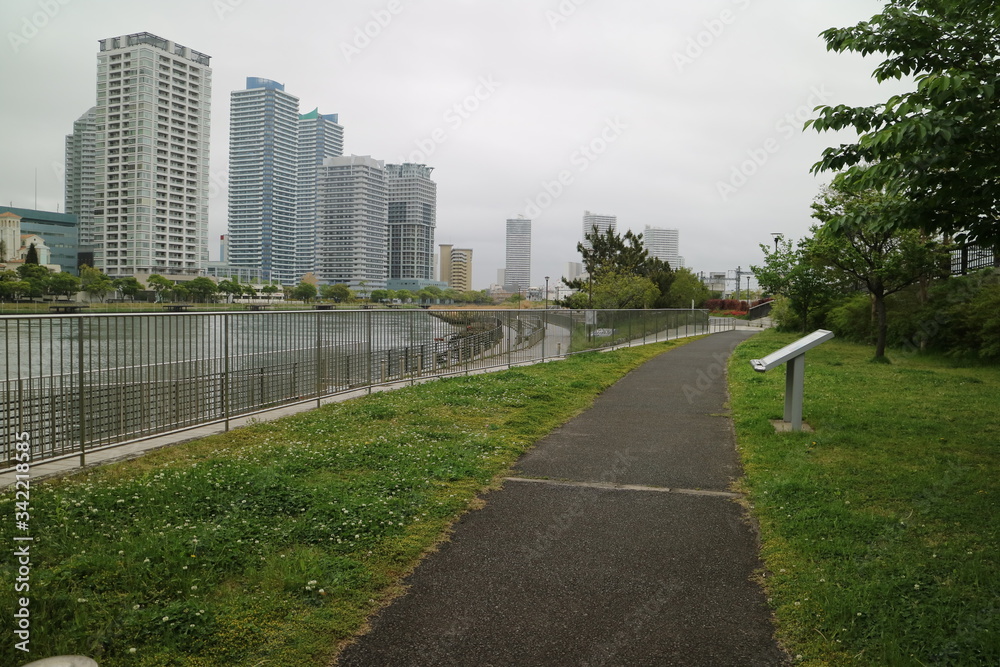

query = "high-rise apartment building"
[[315, 156, 388, 290], [582, 210, 616, 249], [227, 79, 343, 284], [65, 107, 97, 250], [643, 225, 684, 269], [505, 216, 531, 290], [439, 244, 473, 292], [227, 77, 300, 283], [297, 108, 344, 279], [90, 33, 212, 277], [386, 163, 436, 282]]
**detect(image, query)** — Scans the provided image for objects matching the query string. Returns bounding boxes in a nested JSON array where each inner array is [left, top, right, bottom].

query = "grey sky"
[[0, 0, 910, 290]]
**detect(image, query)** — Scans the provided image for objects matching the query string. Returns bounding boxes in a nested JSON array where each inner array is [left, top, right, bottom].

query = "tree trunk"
[[874, 292, 888, 359]]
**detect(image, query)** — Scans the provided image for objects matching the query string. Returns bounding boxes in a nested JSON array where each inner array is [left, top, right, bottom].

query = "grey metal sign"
[[750, 329, 834, 431]]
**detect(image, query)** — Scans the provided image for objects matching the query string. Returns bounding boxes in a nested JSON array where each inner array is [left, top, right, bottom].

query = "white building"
[[582, 210, 616, 249], [315, 156, 388, 290], [505, 216, 531, 290], [227, 79, 343, 284], [65, 107, 97, 250], [89, 33, 212, 277], [643, 225, 684, 269], [297, 108, 344, 279], [386, 163, 436, 283], [228, 77, 300, 284]]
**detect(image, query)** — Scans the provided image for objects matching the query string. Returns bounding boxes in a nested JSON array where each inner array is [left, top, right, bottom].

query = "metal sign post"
[[750, 329, 834, 431]]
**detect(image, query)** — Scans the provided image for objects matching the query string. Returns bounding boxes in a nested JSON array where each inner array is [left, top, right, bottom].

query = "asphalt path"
[[337, 330, 789, 666]]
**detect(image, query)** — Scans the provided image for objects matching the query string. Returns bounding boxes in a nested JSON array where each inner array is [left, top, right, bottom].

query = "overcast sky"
[[0, 0, 911, 290]]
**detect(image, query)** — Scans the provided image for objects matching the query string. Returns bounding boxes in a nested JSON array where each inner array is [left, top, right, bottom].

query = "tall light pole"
[[544, 276, 550, 309], [771, 233, 783, 253], [746, 275, 751, 301]]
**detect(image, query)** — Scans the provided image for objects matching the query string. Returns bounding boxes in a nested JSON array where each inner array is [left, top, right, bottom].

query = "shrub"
[[826, 293, 873, 344]]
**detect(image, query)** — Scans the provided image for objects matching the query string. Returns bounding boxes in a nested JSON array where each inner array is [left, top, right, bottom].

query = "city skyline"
[[1, 0, 913, 288]]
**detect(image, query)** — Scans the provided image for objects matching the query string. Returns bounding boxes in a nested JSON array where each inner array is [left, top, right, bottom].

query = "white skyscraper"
[[228, 77, 300, 283], [386, 163, 436, 282], [90, 33, 212, 277], [582, 211, 617, 249], [505, 216, 531, 289], [643, 225, 684, 269], [297, 108, 344, 279], [315, 156, 388, 290], [65, 107, 97, 251], [227, 81, 343, 284]]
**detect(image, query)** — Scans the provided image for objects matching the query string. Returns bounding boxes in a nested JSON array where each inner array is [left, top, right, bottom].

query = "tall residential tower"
[[227, 77, 300, 283], [90, 33, 212, 277], [386, 163, 436, 283], [505, 216, 531, 290], [315, 156, 388, 290]]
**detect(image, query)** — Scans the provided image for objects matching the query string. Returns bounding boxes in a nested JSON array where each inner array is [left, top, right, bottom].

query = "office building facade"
[[505, 216, 531, 290], [90, 32, 212, 277], [582, 210, 616, 249], [643, 225, 684, 269], [386, 163, 436, 282], [315, 156, 388, 290]]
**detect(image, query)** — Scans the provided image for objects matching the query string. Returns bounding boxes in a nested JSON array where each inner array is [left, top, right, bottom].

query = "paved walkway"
[[337, 330, 789, 666]]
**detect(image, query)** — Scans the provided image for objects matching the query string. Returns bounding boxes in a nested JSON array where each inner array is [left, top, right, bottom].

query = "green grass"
[[729, 330, 999, 666], [0, 339, 691, 666]]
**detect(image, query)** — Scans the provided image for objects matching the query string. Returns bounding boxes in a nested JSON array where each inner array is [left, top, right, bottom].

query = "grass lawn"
[[729, 329, 999, 666], [0, 339, 689, 666]]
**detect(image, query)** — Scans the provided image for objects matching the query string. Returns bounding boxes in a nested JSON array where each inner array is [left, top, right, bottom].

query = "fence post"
[[77, 317, 86, 467], [316, 311, 323, 408], [224, 314, 231, 431], [366, 310, 373, 394]]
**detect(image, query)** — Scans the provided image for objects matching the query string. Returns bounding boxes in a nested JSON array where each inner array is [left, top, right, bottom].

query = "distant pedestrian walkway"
[[337, 331, 789, 666]]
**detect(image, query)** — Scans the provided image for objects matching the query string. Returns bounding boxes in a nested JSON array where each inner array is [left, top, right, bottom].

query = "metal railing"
[[2, 308, 714, 470]]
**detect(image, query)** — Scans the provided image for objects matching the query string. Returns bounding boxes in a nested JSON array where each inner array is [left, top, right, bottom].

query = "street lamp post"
[[544, 276, 550, 309], [746, 276, 751, 301], [771, 233, 783, 253]]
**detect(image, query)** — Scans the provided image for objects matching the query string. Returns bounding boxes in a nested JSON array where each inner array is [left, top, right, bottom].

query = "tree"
[[752, 238, 837, 332], [17, 263, 51, 298], [370, 289, 390, 304], [590, 273, 660, 309], [261, 284, 280, 301], [48, 272, 81, 300], [80, 265, 113, 302], [25, 243, 39, 265], [808, 2, 1000, 247], [112, 276, 143, 301], [292, 282, 317, 302], [147, 274, 175, 302], [186, 277, 218, 303], [320, 284, 353, 302], [562, 227, 673, 308], [810, 181, 950, 359], [662, 267, 710, 308], [217, 279, 241, 302]]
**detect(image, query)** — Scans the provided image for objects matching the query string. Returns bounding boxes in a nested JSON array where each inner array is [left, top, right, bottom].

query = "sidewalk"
[[337, 330, 789, 666]]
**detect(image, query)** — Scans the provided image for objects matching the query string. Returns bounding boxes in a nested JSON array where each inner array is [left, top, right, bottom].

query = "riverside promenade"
[[337, 330, 789, 666]]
